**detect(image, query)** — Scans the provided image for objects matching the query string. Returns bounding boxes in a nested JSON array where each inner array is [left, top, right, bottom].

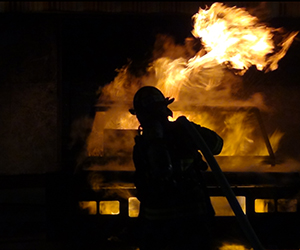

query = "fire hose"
[[177, 116, 265, 250]]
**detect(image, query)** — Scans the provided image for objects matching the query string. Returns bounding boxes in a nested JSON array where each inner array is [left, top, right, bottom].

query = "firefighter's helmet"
[[129, 86, 174, 116]]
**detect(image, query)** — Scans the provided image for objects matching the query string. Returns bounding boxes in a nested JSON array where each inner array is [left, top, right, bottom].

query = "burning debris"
[[85, 2, 298, 173]]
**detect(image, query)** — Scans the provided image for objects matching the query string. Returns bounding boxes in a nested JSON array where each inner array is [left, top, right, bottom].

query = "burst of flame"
[[88, 3, 298, 167], [190, 2, 298, 74], [98, 2, 298, 101], [142, 2, 298, 100]]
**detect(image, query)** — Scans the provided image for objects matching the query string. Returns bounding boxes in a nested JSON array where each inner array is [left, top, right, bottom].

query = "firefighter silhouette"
[[129, 86, 223, 250]]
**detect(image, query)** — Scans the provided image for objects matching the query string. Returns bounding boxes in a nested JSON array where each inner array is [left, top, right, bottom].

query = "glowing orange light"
[[87, 2, 297, 169]]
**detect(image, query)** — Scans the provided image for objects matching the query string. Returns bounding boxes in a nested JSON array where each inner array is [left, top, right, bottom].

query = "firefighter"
[[129, 86, 223, 250]]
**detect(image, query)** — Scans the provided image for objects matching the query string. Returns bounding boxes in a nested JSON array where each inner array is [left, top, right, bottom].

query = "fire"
[[78, 201, 97, 215], [170, 108, 284, 157], [150, 57, 187, 100], [144, 2, 298, 99], [219, 243, 251, 250], [190, 2, 298, 74], [87, 2, 298, 168]]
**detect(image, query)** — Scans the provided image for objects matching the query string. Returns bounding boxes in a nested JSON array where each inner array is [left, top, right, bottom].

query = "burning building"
[[69, 3, 300, 250]]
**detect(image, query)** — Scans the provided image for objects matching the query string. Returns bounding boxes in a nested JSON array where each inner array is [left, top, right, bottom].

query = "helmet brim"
[[129, 97, 175, 115]]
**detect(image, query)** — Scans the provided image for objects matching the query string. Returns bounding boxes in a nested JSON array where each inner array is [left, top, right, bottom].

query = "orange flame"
[[170, 109, 284, 157], [190, 2, 298, 74], [219, 243, 251, 250], [140, 3, 299, 101], [97, 3, 298, 103], [87, 3, 298, 170]]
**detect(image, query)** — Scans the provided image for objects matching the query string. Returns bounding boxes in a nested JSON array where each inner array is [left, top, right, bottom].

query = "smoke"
[[70, 115, 94, 172], [87, 171, 135, 199], [247, 2, 273, 22]]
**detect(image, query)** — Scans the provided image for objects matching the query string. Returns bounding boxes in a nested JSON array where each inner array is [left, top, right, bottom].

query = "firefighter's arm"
[[192, 122, 223, 155]]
